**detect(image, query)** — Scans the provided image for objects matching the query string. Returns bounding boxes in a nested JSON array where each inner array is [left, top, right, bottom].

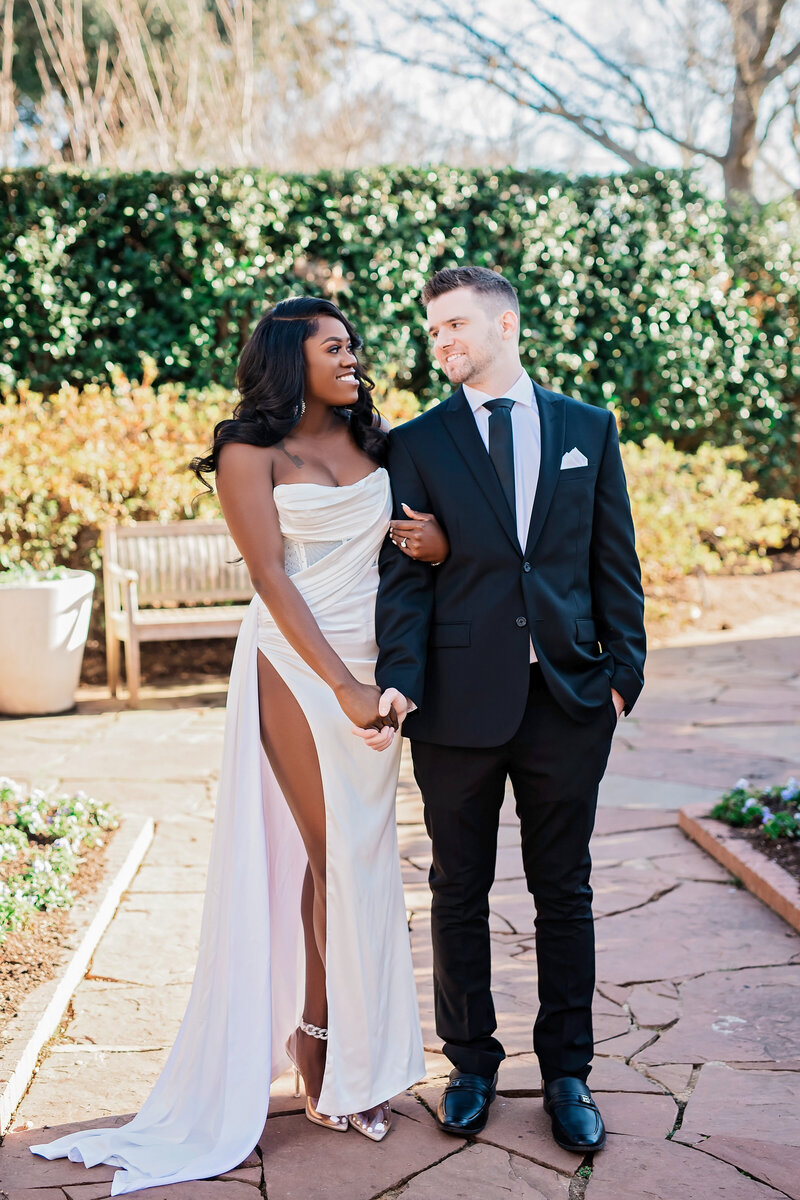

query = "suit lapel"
[[441, 386, 520, 552], [524, 384, 565, 557]]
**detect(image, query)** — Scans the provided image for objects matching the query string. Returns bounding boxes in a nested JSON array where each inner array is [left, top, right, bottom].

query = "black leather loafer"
[[543, 1077, 606, 1152], [435, 1069, 497, 1135]]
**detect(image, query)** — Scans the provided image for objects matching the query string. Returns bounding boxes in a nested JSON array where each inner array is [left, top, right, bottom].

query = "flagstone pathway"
[[1, 628, 798, 1199]]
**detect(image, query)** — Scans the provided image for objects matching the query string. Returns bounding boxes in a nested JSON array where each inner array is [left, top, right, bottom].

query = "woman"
[[31, 297, 447, 1193]]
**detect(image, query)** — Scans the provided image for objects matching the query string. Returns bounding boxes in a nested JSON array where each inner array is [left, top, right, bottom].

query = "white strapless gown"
[[31, 467, 425, 1194]]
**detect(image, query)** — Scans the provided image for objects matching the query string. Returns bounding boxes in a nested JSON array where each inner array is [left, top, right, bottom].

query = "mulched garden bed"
[[729, 829, 800, 885], [0, 835, 113, 1024], [81, 636, 234, 687]]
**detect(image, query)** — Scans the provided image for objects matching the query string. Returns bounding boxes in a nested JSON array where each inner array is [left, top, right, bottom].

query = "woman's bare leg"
[[256, 649, 387, 1128], [257, 650, 328, 1099]]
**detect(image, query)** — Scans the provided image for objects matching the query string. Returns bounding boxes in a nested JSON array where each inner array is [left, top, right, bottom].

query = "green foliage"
[[1, 166, 798, 496], [0, 370, 224, 575], [0, 776, 119, 942], [621, 435, 799, 593], [711, 777, 800, 841], [10, 2, 119, 102], [0, 557, 71, 583], [1, 378, 796, 610]]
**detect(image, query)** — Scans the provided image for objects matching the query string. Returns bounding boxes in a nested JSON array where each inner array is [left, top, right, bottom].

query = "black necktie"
[[484, 398, 515, 517]]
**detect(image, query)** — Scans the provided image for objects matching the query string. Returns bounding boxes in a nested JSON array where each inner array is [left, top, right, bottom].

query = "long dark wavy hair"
[[191, 296, 386, 488]]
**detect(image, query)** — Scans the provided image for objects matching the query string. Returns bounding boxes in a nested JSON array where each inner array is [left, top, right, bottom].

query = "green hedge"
[[1, 166, 798, 496]]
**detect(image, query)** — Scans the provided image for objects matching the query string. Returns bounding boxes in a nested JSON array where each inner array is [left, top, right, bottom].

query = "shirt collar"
[[463, 371, 534, 413]]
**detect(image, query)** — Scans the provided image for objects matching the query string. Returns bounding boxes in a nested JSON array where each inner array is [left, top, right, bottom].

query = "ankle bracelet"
[[300, 1019, 328, 1040]]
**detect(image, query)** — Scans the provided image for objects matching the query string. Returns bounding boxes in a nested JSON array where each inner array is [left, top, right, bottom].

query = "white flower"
[[734, 778, 749, 791]]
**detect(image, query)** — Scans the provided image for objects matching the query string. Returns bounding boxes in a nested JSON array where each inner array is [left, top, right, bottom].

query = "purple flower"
[[734, 778, 749, 791], [781, 778, 799, 803]]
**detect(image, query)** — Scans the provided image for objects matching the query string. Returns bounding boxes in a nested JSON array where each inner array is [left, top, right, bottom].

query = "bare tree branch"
[[368, 34, 652, 170], [763, 38, 800, 81], [373, 0, 800, 199]]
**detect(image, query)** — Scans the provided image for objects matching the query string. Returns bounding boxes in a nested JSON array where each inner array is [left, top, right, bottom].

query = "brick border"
[[0, 815, 154, 1133], [679, 802, 800, 934]]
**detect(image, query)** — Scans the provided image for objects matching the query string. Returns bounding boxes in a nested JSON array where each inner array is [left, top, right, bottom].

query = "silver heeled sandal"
[[348, 1100, 392, 1142], [285, 1020, 348, 1132]]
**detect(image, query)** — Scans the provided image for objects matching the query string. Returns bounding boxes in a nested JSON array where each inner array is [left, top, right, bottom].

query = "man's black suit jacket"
[[375, 380, 646, 748]]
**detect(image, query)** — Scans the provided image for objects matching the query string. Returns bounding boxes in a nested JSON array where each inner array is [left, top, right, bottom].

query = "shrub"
[[0, 378, 796, 605], [1, 166, 798, 496], [622, 435, 799, 594], [0, 368, 224, 573]]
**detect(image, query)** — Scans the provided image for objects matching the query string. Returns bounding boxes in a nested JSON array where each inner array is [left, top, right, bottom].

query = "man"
[[374, 266, 646, 1153]]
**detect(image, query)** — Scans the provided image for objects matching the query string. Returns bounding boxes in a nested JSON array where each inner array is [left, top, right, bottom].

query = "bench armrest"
[[104, 563, 140, 618], [105, 563, 138, 584]]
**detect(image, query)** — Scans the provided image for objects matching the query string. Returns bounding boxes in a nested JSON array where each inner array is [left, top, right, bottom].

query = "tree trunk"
[[722, 60, 771, 202], [722, 76, 760, 200], [722, 0, 786, 202]]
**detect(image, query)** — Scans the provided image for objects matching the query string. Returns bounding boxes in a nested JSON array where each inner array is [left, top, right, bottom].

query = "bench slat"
[[102, 519, 254, 706], [114, 522, 252, 605]]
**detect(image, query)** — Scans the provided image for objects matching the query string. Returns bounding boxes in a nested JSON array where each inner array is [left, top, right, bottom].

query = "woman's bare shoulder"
[[217, 440, 276, 484]]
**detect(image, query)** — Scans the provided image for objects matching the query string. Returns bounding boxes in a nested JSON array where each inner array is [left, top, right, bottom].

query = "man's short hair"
[[421, 266, 520, 315]]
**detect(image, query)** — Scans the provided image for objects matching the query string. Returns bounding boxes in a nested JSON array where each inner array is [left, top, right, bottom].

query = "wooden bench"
[[103, 520, 253, 706]]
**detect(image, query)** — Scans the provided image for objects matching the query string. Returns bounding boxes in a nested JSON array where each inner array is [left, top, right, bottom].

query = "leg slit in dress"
[[256, 647, 333, 1107]]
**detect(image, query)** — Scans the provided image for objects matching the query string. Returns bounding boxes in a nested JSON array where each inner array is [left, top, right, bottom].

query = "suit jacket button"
[[523, 561, 532, 573], [516, 616, 528, 628]]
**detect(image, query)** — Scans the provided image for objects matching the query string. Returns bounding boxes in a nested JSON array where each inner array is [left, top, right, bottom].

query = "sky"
[[342, 0, 629, 173], [339, 0, 800, 198]]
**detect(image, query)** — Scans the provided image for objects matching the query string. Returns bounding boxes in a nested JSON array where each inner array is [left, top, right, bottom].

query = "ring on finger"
[[400, 537, 408, 549]]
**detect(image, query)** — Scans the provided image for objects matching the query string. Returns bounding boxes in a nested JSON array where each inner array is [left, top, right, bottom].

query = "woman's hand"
[[351, 688, 412, 752], [335, 680, 397, 732], [389, 503, 449, 564]]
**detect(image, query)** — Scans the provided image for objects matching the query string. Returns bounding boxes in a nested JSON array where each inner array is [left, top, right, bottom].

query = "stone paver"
[[634, 965, 800, 1065], [694, 1136, 800, 1200], [1, 630, 799, 1198], [593, 879, 799, 983], [676, 1062, 800, 1145], [414, 1088, 581, 1175], [585, 1134, 781, 1200], [256, 1093, 464, 1200], [398, 1141, 571, 1199]]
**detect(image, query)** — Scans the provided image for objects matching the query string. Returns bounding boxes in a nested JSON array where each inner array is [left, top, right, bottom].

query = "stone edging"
[[679, 802, 800, 934], [0, 814, 154, 1133]]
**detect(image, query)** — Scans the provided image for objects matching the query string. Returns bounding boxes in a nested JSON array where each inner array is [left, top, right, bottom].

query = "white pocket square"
[[560, 447, 588, 470]]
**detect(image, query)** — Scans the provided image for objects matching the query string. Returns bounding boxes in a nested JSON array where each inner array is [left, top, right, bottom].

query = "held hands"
[[351, 688, 412, 752], [337, 681, 398, 735], [389, 504, 449, 564]]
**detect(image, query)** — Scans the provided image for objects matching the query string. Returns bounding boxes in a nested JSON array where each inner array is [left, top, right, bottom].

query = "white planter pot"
[[0, 569, 96, 715]]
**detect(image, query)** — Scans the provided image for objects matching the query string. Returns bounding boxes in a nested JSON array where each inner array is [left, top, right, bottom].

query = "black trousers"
[[411, 664, 616, 1084]]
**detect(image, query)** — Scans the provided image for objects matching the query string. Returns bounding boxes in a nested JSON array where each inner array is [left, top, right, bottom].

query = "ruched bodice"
[[275, 469, 389, 596], [274, 466, 387, 537], [261, 468, 392, 670]]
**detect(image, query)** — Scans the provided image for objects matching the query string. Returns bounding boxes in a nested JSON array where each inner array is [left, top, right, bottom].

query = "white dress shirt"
[[463, 371, 541, 662]]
